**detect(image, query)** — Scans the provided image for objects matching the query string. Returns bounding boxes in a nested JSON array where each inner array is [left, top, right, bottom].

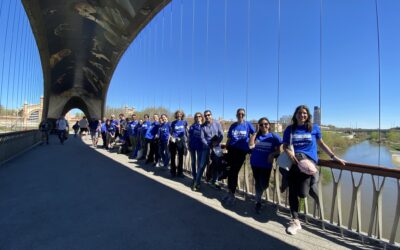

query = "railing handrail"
[[319, 159, 400, 179], [221, 143, 400, 179]]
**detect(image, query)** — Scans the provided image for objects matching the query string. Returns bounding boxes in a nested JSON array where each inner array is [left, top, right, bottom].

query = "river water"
[[318, 141, 399, 242]]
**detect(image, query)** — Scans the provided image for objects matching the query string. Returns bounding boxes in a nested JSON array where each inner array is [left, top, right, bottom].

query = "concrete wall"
[[0, 130, 41, 165]]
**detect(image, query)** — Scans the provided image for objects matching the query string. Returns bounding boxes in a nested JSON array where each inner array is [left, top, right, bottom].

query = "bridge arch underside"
[[23, 0, 170, 120]]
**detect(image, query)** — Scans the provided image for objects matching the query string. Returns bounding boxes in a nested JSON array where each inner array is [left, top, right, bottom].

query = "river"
[[318, 141, 399, 242]]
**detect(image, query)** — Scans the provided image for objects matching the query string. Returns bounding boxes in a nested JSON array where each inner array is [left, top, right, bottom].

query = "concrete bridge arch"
[[23, 0, 171, 120]]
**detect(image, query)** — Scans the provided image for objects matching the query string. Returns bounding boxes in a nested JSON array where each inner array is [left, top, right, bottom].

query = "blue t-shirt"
[[101, 122, 106, 133], [250, 133, 282, 169], [158, 122, 171, 142], [107, 124, 116, 135], [141, 120, 151, 137], [127, 120, 138, 136], [227, 121, 255, 152], [189, 123, 202, 150], [283, 124, 322, 163], [145, 121, 160, 140], [111, 119, 119, 131], [171, 120, 188, 138]]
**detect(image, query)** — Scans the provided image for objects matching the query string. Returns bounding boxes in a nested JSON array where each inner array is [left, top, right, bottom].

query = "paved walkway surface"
[[0, 135, 372, 249]]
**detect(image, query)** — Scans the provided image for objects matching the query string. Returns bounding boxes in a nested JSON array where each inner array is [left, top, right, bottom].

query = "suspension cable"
[[0, 0, 12, 117], [319, 0, 323, 124], [204, 0, 209, 110], [179, 0, 183, 110], [276, 0, 281, 124], [162, 0, 166, 51], [17, 15, 28, 129], [222, 0, 227, 120], [170, 2, 173, 49], [190, 0, 195, 116], [245, 0, 250, 117], [374, 0, 382, 167], [11, 4, 23, 129], [5, 0, 18, 128]]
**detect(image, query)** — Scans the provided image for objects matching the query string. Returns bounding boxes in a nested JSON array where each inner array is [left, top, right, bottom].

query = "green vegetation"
[[320, 168, 332, 185], [366, 129, 400, 151], [320, 131, 351, 157]]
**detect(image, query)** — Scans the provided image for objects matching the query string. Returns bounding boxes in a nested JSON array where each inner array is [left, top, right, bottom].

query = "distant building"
[[313, 106, 321, 125], [123, 105, 136, 116]]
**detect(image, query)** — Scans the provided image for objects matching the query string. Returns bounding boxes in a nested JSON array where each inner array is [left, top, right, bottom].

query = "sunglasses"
[[205, 114, 211, 117], [195, 115, 202, 118], [259, 123, 269, 127], [237, 113, 245, 116]]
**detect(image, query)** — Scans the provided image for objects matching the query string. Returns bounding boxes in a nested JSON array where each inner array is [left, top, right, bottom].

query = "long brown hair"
[[291, 105, 313, 132]]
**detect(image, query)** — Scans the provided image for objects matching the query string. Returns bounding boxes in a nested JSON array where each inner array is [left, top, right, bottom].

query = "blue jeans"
[[195, 148, 210, 185], [159, 140, 170, 167], [190, 148, 202, 180], [58, 129, 66, 144]]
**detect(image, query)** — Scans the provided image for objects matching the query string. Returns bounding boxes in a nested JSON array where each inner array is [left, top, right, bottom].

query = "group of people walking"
[[44, 105, 346, 235]]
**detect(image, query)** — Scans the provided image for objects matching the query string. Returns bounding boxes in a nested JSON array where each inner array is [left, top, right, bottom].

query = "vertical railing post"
[[348, 173, 363, 233], [390, 179, 400, 244], [273, 163, 281, 206], [316, 168, 325, 230], [330, 169, 343, 236], [243, 158, 248, 200], [368, 176, 385, 240]]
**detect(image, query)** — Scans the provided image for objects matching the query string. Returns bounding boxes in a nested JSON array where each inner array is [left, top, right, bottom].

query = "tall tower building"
[[313, 106, 321, 125]]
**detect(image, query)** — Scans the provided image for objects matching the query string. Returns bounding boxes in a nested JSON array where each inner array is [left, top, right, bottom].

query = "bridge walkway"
[[0, 135, 370, 249]]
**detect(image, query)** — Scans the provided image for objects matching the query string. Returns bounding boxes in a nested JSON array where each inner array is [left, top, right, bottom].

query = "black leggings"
[[169, 141, 184, 176], [227, 147, 248, 194], [147, 139, 160, 163], [288, 164, 320, 219]]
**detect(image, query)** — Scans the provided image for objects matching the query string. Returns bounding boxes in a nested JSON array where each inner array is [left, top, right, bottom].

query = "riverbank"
[[390, 150, 400, 167]]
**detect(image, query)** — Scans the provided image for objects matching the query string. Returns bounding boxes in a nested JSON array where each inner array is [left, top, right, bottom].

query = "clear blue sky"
[[0, 0, 43, 114], [0, 0, 398, 129], [108, 0, 400, 129]]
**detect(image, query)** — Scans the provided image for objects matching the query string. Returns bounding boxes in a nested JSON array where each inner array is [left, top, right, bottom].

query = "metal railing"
[[181, 151, 400, 248], [0, 130, 41, 164]]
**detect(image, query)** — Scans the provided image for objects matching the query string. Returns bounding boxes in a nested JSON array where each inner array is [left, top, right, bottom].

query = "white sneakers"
[[287, 219, 302, 235]]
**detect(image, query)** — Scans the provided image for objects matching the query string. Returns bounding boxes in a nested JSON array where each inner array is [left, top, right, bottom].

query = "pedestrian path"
[[0, 135, 370, 249]]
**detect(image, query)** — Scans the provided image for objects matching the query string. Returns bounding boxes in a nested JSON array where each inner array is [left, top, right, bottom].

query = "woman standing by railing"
[[249, 117, 281, 214], [283, 105, 346, 235], [224, 108, 255, 205], [169, 110, 188, 178], [188, 112, 204, 186]]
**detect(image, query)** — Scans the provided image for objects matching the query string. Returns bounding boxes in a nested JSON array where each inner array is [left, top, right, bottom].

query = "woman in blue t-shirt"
[[169, 110, 188, 177], [188, 112, 203, 183], [283, 105, 345, 235], [249, 117, 281, 213], [224, 108, 255, 205], [105, 119, 116, 150]]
